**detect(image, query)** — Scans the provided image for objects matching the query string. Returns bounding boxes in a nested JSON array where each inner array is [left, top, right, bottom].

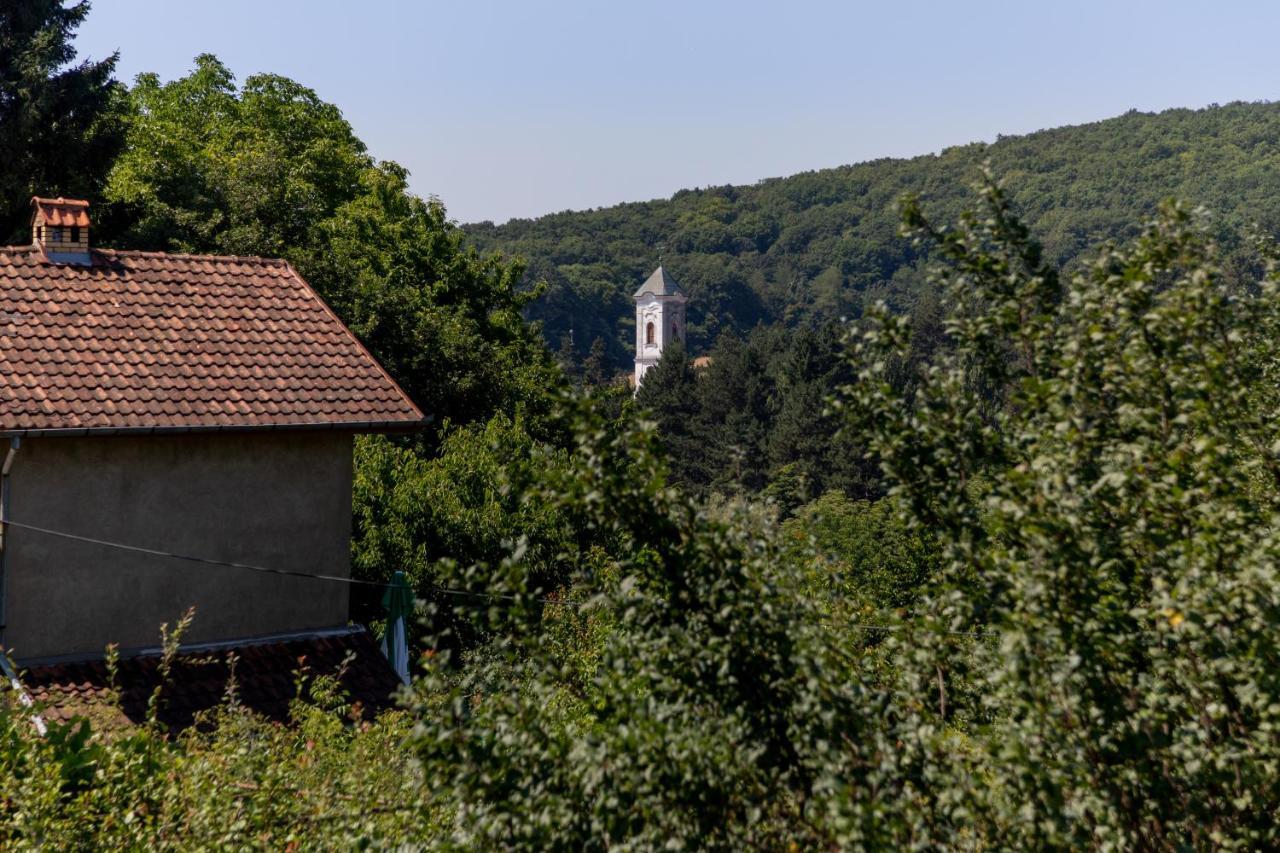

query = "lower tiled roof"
[[14, 626, 402, 730]]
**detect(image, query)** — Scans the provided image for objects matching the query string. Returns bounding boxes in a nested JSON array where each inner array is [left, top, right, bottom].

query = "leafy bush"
[[405, 398, 930, 848], [842, 172, 1280, 846], [782, 490, 938, 610], [351, 414, 588, 648], [0, 618, 438, 848]]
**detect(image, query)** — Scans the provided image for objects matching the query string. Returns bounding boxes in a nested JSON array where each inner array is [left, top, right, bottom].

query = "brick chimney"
[[31, 197, 91, 265]]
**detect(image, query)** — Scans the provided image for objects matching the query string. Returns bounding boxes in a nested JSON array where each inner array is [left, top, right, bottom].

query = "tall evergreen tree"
[[0, 1, 125, 242], [555, 330, 579, 379], [582, 336, 610, 387], [768, 324, 874, 501], [634, 340, 705, 487], [697, 331, 774, 494]]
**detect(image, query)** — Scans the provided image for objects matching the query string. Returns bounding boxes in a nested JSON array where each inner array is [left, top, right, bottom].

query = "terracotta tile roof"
[[31, 197, 91, 228], [0, 246, 424, 433], [16, 626, 402, 730]]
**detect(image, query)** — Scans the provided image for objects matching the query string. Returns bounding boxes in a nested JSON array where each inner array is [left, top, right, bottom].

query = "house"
[[0, 197, 423, 722]]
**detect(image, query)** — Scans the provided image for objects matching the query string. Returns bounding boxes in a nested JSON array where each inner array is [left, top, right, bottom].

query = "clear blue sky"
[[76, 0, 1280, 224]]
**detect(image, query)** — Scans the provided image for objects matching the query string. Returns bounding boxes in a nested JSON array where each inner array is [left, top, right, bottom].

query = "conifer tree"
[[582, 336, 610, 387], [696, 331, 774, 494], [0, 1, 125, 242], [555, 331, 579, 379], [634, 340, 706, 487], [768, 324, 874, 500]]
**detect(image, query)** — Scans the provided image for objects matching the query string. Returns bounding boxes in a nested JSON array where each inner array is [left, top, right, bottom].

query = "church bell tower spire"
[[633, 266, 687, 390]]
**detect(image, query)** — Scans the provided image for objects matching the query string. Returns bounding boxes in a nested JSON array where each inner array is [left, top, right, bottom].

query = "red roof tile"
[[17, 627, 402, 729], [0, 246, 424, 433], [31, 197, 91, 228]]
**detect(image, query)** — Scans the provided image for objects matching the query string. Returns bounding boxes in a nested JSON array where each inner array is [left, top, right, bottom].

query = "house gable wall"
[[3, 431, 353, 661]]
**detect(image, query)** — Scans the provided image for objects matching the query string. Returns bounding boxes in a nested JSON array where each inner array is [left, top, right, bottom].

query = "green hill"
[[465, 101, 1280, 370]]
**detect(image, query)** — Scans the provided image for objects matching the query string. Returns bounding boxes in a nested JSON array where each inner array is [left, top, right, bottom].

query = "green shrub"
[[843, 171, 1280, 846]]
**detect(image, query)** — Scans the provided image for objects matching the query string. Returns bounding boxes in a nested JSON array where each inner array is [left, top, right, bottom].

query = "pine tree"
[[696, 331, 775, 494], [555, 331, 579, 379], [582, 336, 610, 387], [634, 340, 706, 487], [768, 324, 875, 500], [0, 1, 126, 242]]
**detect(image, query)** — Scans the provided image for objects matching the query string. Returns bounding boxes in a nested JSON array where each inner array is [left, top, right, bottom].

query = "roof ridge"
[[93, 247, 291, 265], [31, 196, 88, 206], [0, 245, 293, 266]]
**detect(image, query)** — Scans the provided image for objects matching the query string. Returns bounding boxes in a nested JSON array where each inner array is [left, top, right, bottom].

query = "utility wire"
[[4, 519, 388, 587], [839, 621, 991, 638], [0, 519, 585, 608], [0, 520, 993, 637]]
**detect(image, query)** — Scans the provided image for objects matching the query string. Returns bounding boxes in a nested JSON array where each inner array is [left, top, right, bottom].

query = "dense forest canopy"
[[469, 101, 1280, 371]]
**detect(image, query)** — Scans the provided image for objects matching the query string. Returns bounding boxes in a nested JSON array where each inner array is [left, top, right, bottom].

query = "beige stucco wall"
[[2, 431, 353, 661]]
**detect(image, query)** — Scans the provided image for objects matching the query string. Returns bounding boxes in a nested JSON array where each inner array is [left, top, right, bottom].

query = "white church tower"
[[634, 266, 688, 389]]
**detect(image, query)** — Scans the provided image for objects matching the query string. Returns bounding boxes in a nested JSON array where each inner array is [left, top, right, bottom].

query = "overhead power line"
[[0, 519, 584, 608], [0, 519, 994, 638], [4, 519, 386, 587]]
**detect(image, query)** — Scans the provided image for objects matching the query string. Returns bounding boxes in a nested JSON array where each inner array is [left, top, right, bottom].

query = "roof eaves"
[[0, 417, 429, 439], [12, 624, 369, 669]]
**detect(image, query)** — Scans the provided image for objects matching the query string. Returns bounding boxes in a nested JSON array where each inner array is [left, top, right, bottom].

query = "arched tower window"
[[646, 322, 655, 345], [672, 322, 679, 340]]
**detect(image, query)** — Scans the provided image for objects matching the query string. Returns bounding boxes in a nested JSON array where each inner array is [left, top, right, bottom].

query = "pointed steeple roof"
[[633, 266, 684, 298]]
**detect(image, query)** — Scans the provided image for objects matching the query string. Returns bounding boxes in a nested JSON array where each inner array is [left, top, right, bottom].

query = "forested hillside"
[[468, 101, 1280, 370]]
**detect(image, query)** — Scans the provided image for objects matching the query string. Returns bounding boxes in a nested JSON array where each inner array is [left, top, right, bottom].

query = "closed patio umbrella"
[[380, 571, 413, 685]]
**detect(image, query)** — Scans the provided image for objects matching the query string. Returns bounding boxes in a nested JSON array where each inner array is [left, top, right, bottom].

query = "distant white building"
[[633, 266, 687, 389]]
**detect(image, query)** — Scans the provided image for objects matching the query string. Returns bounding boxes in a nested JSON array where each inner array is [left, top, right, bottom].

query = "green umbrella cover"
[[380, 571, 414, 684]]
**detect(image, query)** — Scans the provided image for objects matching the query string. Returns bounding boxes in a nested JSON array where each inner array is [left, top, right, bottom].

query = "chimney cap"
[[31, 197, 91, 228]]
